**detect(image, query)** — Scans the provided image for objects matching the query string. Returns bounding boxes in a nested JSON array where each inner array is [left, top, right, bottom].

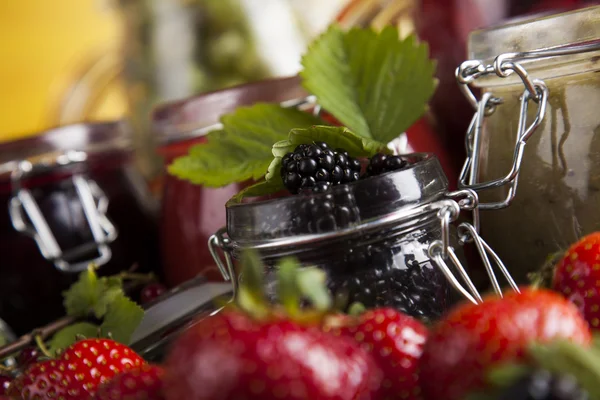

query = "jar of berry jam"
[[0, 121, 160, 334], [210, 153, 511, 322], [454, 6, 600, 284]]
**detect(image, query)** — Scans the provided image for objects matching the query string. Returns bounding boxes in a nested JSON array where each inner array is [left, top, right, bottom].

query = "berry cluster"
[[280, 142, 361, 194], [366, 153, 407, 176]]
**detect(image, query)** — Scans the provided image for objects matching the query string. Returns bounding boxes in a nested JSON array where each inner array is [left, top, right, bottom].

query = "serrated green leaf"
[[63, 267, 124, 319], [48, 323, 100, 356], [271, 126, 389, 169], [168, 104, 323, 187], [100, 294, 144, 345], [93, 277, 124, 319], [63, 267, 100, 318], [301, 25, 437, 143]]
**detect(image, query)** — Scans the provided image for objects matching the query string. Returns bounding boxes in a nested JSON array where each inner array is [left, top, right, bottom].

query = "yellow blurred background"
[[0, 0, 128, 142]]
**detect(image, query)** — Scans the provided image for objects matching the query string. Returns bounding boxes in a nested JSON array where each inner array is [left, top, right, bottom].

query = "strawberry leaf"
[[277, 258, 301, 317], [63, 267, 124, 319], [301, 25, 437, 143], [237, 250, 270, 319], [168, 104, 323, 187], [48, 323, 100, 356], [296, 267, 331, 312], [273, 126, 389, 161], [100, 294, 144, 345], [227, 178, 285, 204]]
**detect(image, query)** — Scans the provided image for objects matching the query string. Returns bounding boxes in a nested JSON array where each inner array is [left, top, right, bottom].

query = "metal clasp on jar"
[[210, 192, 519, 305], [6, 150, 118, 273]]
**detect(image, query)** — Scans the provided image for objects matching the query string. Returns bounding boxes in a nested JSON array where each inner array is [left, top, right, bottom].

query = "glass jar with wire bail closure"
[[454, 6, 600, 284], [210, 152, 518, 323]]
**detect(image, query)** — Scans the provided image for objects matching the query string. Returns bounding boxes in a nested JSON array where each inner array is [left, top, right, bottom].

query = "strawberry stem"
[[296, 268, 331, 312], [34, 334, 53, 359]]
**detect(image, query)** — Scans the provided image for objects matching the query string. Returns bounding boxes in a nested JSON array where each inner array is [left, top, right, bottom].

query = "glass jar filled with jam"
[[455, 6, 600, 283], [0, 121, 160, 334]]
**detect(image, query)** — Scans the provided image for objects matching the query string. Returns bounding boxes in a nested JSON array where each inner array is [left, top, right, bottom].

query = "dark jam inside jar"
[[226, 153, 456, 322], [0, 122, 160, 334]]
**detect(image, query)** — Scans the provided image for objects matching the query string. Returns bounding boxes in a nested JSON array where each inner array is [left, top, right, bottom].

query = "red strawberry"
[[164, 309, 383, 400], [552, 232, 600, 329], [94, 364, 165, 400], [420, 288, 592, 400], [0, 375, 11, 396], [14, 339, 146, 399], [16, 359, 79, 400], [59, 338, 145, 396], [326, 308, 428, 400]]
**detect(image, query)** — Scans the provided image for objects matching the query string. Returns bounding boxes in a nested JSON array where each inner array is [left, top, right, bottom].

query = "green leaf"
[[301, 25, 437, 143], [227, 178, 286, 204], [93, 277, 124, 319], [528, 340, 600, 399], [63, 267, 124, 319], [168, 104, 323, 187], [277, 258, 301, 316], [296, 267, 332, 312], [486, 363, 531, 387], [63, 267, 99, 318], [100, 294, 144, 345], [48, 323, 100, 356], [273, 126, 389, 161], [237, 250, 269, 319]]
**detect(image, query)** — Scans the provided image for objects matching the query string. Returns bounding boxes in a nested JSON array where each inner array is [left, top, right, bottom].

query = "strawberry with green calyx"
[[420, 288, 592, 400], [324, 306, 428, 400], [164, 251, 383, 400]]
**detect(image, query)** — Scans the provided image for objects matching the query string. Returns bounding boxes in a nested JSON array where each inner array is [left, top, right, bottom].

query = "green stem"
[[34, 335, 53, 359], [118, 272, 155, 283]]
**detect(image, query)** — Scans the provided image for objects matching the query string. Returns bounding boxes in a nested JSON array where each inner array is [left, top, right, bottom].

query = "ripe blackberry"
[[281, 142, 361, 194], [365, 153, 407, 176], [497, 370, 588, 400], [329, 244, 448, 322]]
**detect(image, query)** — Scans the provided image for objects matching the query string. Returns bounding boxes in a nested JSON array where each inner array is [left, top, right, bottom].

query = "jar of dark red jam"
[[0, 121, 160, 334], [210, 153, 509, 323]]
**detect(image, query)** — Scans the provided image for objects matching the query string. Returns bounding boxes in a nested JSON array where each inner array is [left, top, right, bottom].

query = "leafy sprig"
[[170, 24, 437, 201]]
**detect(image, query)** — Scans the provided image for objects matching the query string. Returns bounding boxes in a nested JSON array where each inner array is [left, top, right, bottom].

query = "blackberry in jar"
[[220, 153, 463, 323], [281, 142, 361, 194]]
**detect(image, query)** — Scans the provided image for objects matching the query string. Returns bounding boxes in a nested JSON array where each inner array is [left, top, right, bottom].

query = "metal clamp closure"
[[8, 151, 118, 273]]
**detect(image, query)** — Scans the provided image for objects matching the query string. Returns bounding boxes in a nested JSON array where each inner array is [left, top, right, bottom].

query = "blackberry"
[[330, 244, 448, 322], [365, 153, 408, 176], [497, 370, 588, 400], [281, 142, 362, 194]]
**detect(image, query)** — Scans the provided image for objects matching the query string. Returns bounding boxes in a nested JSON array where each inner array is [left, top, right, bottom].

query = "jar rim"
[[0, 120, 132, 183], [226, 153, 449, 245], [468, 6, 600, 61], [152, 76, 307, 146]]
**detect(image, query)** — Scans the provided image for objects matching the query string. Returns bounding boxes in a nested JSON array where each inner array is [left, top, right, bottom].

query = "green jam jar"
[[460, 6, 600, 284]]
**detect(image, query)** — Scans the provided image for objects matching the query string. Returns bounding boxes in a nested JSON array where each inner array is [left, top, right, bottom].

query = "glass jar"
[[210, 154, 491, 322], [154, 75, 461, 287], [153, 77, 307, 286], [455, 6, 600, 283], [0, 121, 160, 334]]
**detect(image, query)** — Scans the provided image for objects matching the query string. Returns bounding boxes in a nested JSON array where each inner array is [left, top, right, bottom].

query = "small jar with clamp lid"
[[211, 153, 501, 323], [0, 121, 160, 334], [455, 6, 600, 284]]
